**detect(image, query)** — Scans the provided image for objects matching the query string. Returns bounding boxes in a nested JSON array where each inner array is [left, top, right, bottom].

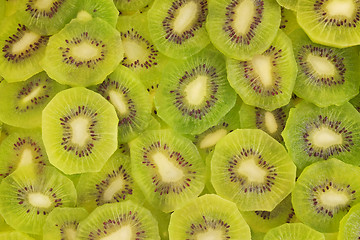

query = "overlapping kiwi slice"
[[155, 48, 237, 135], [0, 72, 67, 129], [227, 29, 297, 111], [338, 203, 360, 240], [0, 166, 77, 235], [41, 13, 123, 87], [350, 92, 360, 112], [114, 0, 154, 12], [289, 29, 360, 107], [282, 101, 360, 172], [42, 87, 118, 174], [206, 0, 281, 60], [130, 129, 206, 212], [279, 8, 299, 35], [211, 129, 296, 211], [292, 158, 360, 233], [76, 201, 160, 240], [0, 231, 35, 240], [169, 194, 251, 240], [276, 0, 297, 11], [264, 223, 325, 240], [75, 0, 119, 27]]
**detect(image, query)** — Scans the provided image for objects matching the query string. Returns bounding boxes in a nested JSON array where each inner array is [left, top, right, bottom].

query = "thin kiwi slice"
[[76, 150, 144, 212], [0, 72, 67, 129], [147, 0, 210, 59], [42, 207, 88, 240], [0, 231, 35, 240], [292, 158, 360, 233], [338, 203, 360, 240], [76, 201, 160, 240], [75, 0, 119, 27], [297, 0, 360, 48], [0, 129, 48, 179], [169, 194, 251, 240], [282, 101, 360, 172], [41, 13, 123, 87], [0, 15, 48, 83], [276, 0, 297, 11], [155, 48, 237, 135], [42, 87, 118, 174], [264, 223, 325, 240], [279, 8, 299, 35], [211, 129, 296, 211], [94, 65, 153, 143], [0, 166, 77, 235], [350, 92, 360, 112], [289, 29, 360, 107], [130, 129, 206, 213], [206, 0, 281, 60], [226, 29, 297, 111], [114, 0, 154, 12]]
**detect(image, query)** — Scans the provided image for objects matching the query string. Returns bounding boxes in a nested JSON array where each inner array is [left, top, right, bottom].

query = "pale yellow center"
[[102, 177, 124, 202], [196, 229, 223, 240], [122, 39, 149, 63], [34, 0, 53, 10], [185, 75, 208, 106], [237, 157, 266, 183], [64, 228, 77, 240], [12, 32, 41, 54], [199, 129, 228, 149], [320, 190, 349, 208], [264, 111, 278, 134], [252, 55, 273, 88], [233, 0, 256, 34], [71, 42, 98, 61], [173, 1, 198, 33], [309, 127, 343, 148], [109, 90, 128, 115], [22, 86, 42, 104], [326, 0, 355, 18], [28, 192, 52, 208], [101, 225, 132, 240], [18, 148, 33, 167], [70, 117, 90, 147], [307, 54, 335, 76], [152, 152, 184, 183]]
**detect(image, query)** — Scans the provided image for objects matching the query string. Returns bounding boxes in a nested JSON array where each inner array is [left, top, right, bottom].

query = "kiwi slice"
[[264, 223, 325, 240], [76, 150, 144, 212], [211, 129, 296, 211], [41, 13, 123, 87], [0, 129, 48, 179], [94, 65, 153, 143], [227, 29, 297, 111], [0, 15, 48, 83], [130, 129, 206, 212], [75, 0, 119, 27], [338, 203, 360, 240], [114, 0, 154, 12], [42, 207, 88, 240], [350, 92, 360, 112], [155, 48, 237, 135], [297, 0, 360, 48], [289, 29, 360, 107], [0, 231, 35, 240], [169, 194, 251, 240], [206, 0, 281, 60], [76, 201, 160, 240], [292, 158, 360, 233], [0, 165, 77, 235], [0, 71, 67, 129], [42, 87, 118, 174], [276, 0, 297, 11], [279, 8, 299, 35], [282, 101, 360, 172]]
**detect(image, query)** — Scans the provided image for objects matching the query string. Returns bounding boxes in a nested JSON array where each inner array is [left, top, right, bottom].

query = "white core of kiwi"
[[28, 192, 52, 208], [18, 148, 34, 167], [102, 177, 124, 202], [252, 55, 273, 88], [325, 0, 355, 18], [64, 228, 77, 240], [71, 42, 99, 61], [200, 129, 228, 149], [102, 225, 132, 240], [319, 189, 349, 208], [152, 152, 184, 183], [309, 127, 343, 148], [307, 55, 335, 76], [12, 32, 41, 54], [122, 39, 149, 63], [233, 0, 256, 34], [173, 1, 198, 34], [34, 0, 54, 10], [70, 117, 90, 147], [237, 157, 267, 183], [185, 75, 208, 106], [196, 229, 223, 240], [22, 86, 42, 104], [264, 111, 278, 134], [109, 90, 128, 115]]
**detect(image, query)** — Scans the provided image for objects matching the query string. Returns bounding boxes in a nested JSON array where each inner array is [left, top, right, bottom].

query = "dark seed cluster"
[[26, 0, 66, 18], [185, 215, 230, 239]]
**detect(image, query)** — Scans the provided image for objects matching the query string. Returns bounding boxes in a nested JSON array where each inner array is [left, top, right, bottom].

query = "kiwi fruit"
[[279, 8, 299, 35], [289, 28, 360, 107], [282, 101, 360, 172], [147, 0, 210, 59], [292, 158, 360, 233], [0, 15, 49, 83], [76, 150, 144, 212], [155, 48, 237, 135], [42, 207, 88, 240], [40, 12, 123, 87], [264, 223, 325, 240], [226, 29, 297, 111], [0, 165, 77, 235], [0, 71, 67, 129], [114, 0, 154, 12], [296, 0, 360, 48], [76, 200, 160, 240], [75, 0, 119, 27], [130, 129, 206, 213], [350, 92, 360, 113], [169, 194, 251, 240], [276, 0, 297, 11], [0, 231, 35, 240], [211, 129, 296, 211], [338, 203, 360, 240], [206, 0, 281, 60], [42, 87, 119, 175]]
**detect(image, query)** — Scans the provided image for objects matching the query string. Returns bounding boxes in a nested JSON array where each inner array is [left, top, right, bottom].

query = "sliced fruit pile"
[[1, 0, 360, 239]]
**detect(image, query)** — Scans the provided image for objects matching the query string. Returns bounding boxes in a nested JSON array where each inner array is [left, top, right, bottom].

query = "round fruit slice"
[[338, 203, 360, 240], [211, 129, 296, 211], [292, 158, 360, 233], [0, 231, 35, 240], [169, 194, 251, 240], [42, 87, 118, 174], [130, 129, 206, 213], [264, 223, 325, 240]]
